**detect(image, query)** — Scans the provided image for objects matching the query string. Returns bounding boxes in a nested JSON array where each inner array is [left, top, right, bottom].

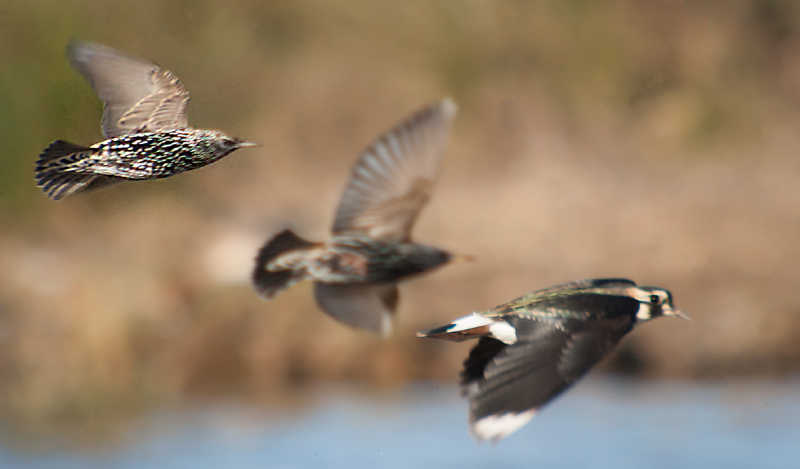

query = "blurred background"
[[2, 0, 800, 466]]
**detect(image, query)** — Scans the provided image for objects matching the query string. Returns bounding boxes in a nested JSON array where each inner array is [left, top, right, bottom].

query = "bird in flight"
[[36, 40, 258, 201], [252, 98, 469, 336], [418, 278, 690, 442]]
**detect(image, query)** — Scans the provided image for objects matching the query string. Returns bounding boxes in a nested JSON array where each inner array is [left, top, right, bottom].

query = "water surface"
[[2, 378, 799, 468]]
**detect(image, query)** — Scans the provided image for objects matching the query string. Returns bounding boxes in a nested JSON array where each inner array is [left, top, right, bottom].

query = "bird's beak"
[[450, 253, 476, 263], [667, 307, 691, 321], [236, 141, 260, 148]]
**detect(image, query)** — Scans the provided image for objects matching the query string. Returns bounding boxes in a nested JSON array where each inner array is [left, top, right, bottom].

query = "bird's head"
[[629, 286, 690, 322], [403, 246, 455, 272], [396, 244, 473, 276], [211, 132, 259, 157]]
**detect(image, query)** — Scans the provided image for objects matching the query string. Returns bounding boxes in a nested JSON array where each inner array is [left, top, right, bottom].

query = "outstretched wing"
[[67, 40, 190, 138], [332, 98, 457, 242], [313, 282, 399, 337], [463, 315, 634, 442]]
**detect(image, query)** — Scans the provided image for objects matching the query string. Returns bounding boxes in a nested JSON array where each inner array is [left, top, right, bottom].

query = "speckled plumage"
[[252, 99, 463, 336], [418, 278, 689, 442], [36, 41, 257, 201]]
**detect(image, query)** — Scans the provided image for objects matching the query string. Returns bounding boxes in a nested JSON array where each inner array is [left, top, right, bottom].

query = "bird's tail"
[[35, 140, 119, 201], [252, 229, 318, 300], [417, 313, 516, 343]]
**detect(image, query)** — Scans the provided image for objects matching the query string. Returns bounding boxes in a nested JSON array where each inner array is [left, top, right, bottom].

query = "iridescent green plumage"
[[484, 278, 646, 320], [418, 278, 688, 442]]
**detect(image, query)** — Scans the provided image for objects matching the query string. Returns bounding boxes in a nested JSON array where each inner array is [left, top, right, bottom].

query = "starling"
[[36, 40, 258, 201], [252, 98, 467, 336], [417, 278, 690, 442]]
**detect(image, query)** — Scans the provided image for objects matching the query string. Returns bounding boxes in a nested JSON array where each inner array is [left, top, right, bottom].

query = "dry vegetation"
[[2, 0, 800, 439]]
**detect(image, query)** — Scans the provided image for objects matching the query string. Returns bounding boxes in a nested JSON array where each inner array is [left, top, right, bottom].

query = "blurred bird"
[[36, 40, 258, 201], [252, 98, 466, 336], [418, 278, 689, 442]]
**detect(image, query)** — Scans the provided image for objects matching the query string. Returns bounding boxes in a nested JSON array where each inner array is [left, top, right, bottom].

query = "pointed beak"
[[236, 141, 260, 148], [668, 307, 691, 321], [450, 253, 476, 263]]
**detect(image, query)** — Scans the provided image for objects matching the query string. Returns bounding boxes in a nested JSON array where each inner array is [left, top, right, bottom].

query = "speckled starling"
[[417, 278, 689, 442], [252, 98, 468, 336], [36, 40, 258, 201]]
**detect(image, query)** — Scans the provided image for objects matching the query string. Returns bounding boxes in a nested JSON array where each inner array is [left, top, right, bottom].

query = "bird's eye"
[[650, 294, 660, 304]]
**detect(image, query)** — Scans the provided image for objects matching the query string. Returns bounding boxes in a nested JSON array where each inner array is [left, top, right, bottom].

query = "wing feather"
[[67, 40, 190, 138], [332, 98, 457, 241], [313, 283, 399, 336], [488, 278, 638, 317], [464, 315, 633, 424]]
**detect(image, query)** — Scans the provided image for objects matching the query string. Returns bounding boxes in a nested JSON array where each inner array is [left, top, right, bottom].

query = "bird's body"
[[418, 278, 689, 442], [264, 234, 453, 284], [39, 129, 243, 180], [252, 99, 462, 336], [36, 41, 256, 201]]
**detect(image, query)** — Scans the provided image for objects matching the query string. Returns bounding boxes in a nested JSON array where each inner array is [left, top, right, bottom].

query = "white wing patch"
[[471, 410, 537, 443]]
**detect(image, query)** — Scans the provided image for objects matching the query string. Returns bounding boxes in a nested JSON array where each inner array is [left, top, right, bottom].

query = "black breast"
[[367, 245, 452, 281]]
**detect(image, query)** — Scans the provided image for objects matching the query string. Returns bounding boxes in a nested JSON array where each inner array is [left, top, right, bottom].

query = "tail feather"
[[418, 314, 518, 344], [417, 314, 496, 342], [37, 140, 91, 164], [35, 140, 119, 201], [252, 229, 317, 300]]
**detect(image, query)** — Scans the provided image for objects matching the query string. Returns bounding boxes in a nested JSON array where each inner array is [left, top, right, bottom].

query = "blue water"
[[2, 378, 799, 469]]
